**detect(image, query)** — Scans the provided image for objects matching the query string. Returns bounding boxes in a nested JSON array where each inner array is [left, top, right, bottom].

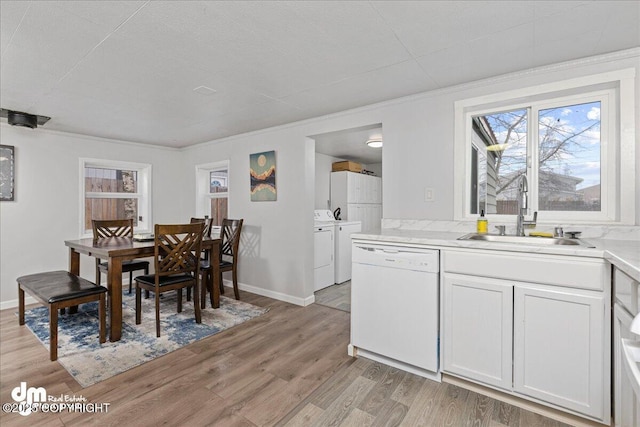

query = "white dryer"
[[334, 221, 361, 284], [314, 210, 335, 291]]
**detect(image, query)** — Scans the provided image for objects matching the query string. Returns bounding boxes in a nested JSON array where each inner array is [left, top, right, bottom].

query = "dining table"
[[64, 236, 221, 342]]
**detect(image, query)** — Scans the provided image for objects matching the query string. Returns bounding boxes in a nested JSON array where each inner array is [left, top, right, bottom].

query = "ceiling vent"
[[1, 109, 51, 129]]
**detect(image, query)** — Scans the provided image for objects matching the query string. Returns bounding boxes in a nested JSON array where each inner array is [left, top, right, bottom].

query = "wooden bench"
[[17, 271, 107, 361]]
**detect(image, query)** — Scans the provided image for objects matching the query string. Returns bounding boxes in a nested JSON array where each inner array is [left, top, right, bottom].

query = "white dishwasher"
[[350, 241, 440, 380]]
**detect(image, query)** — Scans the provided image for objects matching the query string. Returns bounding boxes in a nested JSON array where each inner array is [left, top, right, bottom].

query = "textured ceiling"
[[1, 1, 639, 150]]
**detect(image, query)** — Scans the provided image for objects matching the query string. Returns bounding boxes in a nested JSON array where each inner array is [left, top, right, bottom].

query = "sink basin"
[[458, 233, 594, 247]]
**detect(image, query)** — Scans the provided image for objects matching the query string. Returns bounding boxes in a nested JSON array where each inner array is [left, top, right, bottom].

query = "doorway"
[[309, 123, 383, 312]]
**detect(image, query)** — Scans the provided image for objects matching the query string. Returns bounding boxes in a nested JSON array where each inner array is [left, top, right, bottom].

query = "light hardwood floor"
[[1, 288, 571, 426], [314, 282, 351, 312]]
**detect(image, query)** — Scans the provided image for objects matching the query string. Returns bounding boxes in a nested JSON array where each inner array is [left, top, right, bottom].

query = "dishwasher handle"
[[353, 244, 439, 273]]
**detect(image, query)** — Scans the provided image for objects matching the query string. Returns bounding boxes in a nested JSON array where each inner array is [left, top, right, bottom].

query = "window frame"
[[195, 160, 230, 226], [79, 158, 152, 237], [454, 69, 636, 225]]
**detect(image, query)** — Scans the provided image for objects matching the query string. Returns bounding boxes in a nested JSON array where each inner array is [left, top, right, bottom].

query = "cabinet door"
[[347, 172, 361, 203], [443, 274, 513, 390], [513, 285, 606, 420], [614, 304, 640, 427], [372, 176, 382, 203], [347, 204, 362, 224], [330, 172, 348, 211]]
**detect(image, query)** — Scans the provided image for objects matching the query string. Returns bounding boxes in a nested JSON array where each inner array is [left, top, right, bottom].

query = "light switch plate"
[[425, 187, 434, 202]]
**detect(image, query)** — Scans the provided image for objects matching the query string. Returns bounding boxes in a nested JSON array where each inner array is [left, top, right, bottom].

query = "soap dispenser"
[[477, 210, 488, 234]]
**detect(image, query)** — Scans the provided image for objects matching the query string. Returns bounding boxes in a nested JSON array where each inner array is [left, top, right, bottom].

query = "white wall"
[[181, 132, 317, 305], [1, 49, 638, 308], [0, 125, 183, 308], [180, 50, 638, 305], [315, 153, 340, 210]]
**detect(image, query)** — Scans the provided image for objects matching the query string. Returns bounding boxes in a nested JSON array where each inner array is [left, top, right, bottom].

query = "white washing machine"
[[314, 210, 361, 289], [314, 210, 335, 291]]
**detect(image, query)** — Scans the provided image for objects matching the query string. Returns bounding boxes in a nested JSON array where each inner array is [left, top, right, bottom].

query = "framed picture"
[[0, 145, 15, 201], [250, 150, 276, 201]]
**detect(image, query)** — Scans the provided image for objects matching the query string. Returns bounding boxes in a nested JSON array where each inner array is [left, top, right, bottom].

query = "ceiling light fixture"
[[1, 108, 50, 129], [366, 138, 383, 148]]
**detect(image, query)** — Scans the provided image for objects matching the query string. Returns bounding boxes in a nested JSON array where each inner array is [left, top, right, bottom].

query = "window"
[[81, 159, 151, 235], [196, 161, 229, 226], [455, 69, 636, 224], [472, 97, 604, 217]]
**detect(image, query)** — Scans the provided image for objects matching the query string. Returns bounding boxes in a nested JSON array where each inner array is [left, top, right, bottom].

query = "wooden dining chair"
[[190, 217, 212, 239], [189, 217, 216, 301], [92, 219, 150, 294], [134, 223, 204, 337], [219, 219, 243, 300]]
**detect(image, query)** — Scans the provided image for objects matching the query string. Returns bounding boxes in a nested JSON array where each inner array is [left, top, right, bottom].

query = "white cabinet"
[[442, 249, 610, 424], [614, 304, 640, 427], [346, 203, 382, 232], [513, 285, 605, 418], [613, 266, 640, 427], [331, 171, 381, 231], [443, 274, 513, 390]]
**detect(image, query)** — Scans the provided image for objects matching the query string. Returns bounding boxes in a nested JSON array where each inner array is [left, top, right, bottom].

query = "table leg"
[[68, 248, 80, 314], [69, 247, 80, 275], [107, 257, 123, 341], [212, 242, 220, 309]]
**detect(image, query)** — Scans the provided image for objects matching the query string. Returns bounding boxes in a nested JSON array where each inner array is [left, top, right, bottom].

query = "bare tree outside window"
[[538, 102, 601, 211], [473, 109, 527, 214], [472, 101, 601, 215]]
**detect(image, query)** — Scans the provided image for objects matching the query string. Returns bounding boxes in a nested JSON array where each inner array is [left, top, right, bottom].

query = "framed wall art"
[[0, 145, 15, 201], [250, 150, 276, 201]]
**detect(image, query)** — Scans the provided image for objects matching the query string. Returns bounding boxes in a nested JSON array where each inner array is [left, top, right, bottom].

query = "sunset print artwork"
[[250, 150, 276, 201]]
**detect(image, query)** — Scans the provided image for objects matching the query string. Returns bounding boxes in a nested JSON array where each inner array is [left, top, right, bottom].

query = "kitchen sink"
[[458, 233, 595, 247]]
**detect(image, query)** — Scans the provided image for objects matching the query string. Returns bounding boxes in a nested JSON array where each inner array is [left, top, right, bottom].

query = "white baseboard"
[[1, 295, 37, 311], [1, 281, 314, 311], [231, 279, 316, 307]]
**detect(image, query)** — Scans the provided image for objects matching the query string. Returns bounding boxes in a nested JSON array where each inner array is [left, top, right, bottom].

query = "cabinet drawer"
[[443, 250, 606, 291]]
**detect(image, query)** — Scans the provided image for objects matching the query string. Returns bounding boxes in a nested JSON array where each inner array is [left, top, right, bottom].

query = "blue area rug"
[[21, 290, 268, 387]]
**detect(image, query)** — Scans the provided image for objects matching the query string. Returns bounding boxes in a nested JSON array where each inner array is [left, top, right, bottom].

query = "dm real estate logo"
[[10, 382, 46, 416]]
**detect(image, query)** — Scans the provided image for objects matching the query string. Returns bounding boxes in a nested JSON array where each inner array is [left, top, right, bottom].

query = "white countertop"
[[353, 229, 640, 281]]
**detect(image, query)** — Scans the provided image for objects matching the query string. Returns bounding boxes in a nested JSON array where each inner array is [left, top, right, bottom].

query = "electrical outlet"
[[425, 187, 434, 202]]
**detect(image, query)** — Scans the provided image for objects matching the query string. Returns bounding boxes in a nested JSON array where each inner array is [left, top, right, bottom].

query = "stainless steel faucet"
[[516, 174, 537, 236]]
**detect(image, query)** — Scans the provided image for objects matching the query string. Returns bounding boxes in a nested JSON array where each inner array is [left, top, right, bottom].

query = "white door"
[[513, 284, 606, 420], [443, 273, 513, 390]]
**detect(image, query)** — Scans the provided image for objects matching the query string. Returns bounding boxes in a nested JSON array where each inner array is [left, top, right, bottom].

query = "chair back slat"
[[92, 219, 135, 242], [190, 217, 212, 238], [221, 219, 243, 260], [154, 223, 204, 279]]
